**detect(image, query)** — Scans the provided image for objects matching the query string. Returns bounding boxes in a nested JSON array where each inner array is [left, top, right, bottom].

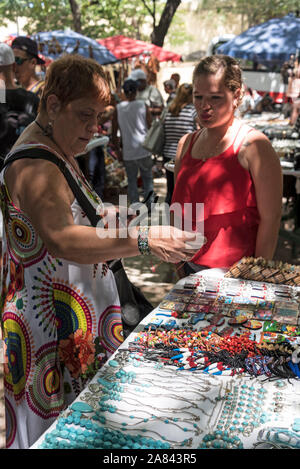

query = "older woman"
[[172, 55, 282, 276], [0, 55, 200, 448]]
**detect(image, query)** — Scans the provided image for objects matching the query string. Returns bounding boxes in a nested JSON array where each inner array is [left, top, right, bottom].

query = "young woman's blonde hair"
[[168, 83, 193, 117], [39, 54, 111, 112]]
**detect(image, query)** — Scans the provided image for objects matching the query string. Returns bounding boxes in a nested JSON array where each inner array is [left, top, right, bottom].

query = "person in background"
[[288, 60, 300, 125], [172, 55, 282, 277], [163, 79, 177, 105], [0, 42, 39, 163], [88, 106, 115, 199], [112, 79, 154, 205], [163, 83, 198, 205], [280, 55, 295, 87], [11, 36, 45, 98], [236, 85, 262, 117], [253, 92, 274, 113], [0, 54, 200, 448], [129, 68, 164, 117]]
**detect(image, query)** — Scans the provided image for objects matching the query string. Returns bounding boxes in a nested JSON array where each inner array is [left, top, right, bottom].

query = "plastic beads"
[[39, 412, 171, 450], [199, 430, 243, 449]]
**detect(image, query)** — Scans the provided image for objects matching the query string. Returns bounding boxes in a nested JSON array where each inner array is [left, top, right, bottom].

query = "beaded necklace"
[[40, 412, 172, 450], [39, 352, 225, 449]]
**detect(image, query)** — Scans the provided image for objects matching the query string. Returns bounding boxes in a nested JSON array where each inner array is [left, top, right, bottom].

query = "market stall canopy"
[[217, 14, 300, 66], [97, 35, 181, 62], [32, 29, 118, 65], [3, 34, 16, 45]]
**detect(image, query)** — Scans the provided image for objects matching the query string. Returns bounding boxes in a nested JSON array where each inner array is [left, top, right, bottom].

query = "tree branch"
[[151, 0, 181, 46], [68, 0, 82, 33], [140, 0, 155, 19]]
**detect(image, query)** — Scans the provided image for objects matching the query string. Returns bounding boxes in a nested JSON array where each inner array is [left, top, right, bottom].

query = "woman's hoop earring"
[[43, 121, 53, 137]]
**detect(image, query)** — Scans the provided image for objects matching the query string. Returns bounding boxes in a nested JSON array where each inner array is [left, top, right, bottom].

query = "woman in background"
[[163, 83, 198, 205]]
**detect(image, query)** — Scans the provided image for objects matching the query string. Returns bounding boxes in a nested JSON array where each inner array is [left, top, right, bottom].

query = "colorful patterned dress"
[[0, 144, 123, 449]]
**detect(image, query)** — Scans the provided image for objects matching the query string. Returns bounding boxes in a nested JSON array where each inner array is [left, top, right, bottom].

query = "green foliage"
[[201, 0, 300, 28], [0, 0, 74, 33], [80, 0, 152, 40], [0, 0, 168, 40], [2, 0, 297, 48], [0, 0, 28, 27], [166, 6, 193, 47]]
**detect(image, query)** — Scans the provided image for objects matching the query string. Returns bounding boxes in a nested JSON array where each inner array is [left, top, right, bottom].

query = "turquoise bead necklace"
[[210, 378, 289, 441], [92, 364, 205, 445], [197, 373, 297, 450], [198, 430, 243, 449], [92, 354, 221, 418], [56, 355, 212, 448], [39, 411, 172, 450], [215, 381, 269, 437]]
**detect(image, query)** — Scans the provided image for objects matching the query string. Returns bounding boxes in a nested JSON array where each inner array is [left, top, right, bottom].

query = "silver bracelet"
[[137, 226, 151, 255]]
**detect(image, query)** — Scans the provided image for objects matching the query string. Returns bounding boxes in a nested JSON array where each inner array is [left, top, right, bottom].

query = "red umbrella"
[[3, 34, 17, 45], [97, 35, 181, 62]]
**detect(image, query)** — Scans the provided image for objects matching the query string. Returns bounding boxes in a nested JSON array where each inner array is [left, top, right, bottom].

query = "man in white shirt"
[[129, 68, 164, 117], [112, 79, 154, 205]]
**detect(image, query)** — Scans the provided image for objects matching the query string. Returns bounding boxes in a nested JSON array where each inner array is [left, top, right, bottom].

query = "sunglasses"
[[15, 57, 30, 66]]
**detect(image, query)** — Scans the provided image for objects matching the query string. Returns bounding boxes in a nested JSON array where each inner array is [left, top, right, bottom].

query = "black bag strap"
[[2, 147, 122, 271], [2, 147, 101, 227]]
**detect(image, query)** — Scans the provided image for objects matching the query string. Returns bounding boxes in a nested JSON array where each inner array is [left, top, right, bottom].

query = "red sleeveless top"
[[171, 124, 260, 268]]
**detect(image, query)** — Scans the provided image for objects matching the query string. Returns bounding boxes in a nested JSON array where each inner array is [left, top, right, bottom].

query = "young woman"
[[172, 55, 282, 276]]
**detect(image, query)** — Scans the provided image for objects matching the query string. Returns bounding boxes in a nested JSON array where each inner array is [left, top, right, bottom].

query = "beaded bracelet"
[[137, 226, 151, 256]]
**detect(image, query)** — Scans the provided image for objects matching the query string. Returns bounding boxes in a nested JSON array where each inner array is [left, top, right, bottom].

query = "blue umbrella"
[[32, 29, 118, 65], [217, 14, 300, 66]]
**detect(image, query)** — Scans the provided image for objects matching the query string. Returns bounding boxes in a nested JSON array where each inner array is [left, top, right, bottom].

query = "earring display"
[[32, 272, 300, 450]]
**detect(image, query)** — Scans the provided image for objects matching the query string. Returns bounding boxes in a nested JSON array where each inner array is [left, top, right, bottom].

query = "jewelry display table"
[[31, 269, 300, 450]]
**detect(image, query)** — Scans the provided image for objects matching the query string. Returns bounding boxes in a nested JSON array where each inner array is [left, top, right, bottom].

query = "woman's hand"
[[148, 225, 206, 264]]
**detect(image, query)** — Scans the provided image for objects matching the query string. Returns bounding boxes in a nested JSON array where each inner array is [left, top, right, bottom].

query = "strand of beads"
[[104, 359, 219, 408], [91, 360, 207, 446], [214, 381, 271, 438], [198, 430, 243, 449], [39, 411, 172, 450], [96, 370, 203, 419], [95, 395, 197, 445], [125, 355, 221, 387]]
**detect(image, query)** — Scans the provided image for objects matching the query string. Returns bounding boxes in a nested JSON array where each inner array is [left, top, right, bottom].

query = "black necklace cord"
[[34, 120, 85, 180]]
